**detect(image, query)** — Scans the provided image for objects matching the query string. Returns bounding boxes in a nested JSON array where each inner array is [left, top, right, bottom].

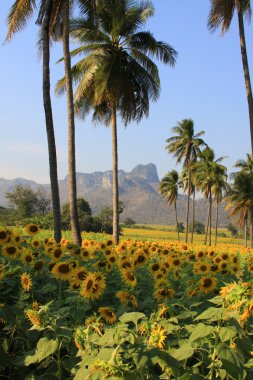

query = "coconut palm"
[[225, 171, 253, 247], [165, 119, 206, 243], [56, 0, 177, 244], [192, 147, 227, 246], [160, 170, 181, 241], [208, 0, 253, 153], [212, 173, 229, 245], [234, 153, 253, 174], [6, 0, 62, 242]]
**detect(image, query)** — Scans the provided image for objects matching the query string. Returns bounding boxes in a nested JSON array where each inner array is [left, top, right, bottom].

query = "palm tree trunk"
[[174, 202, 180, 242], [204, 191, 211, 245], [245, 216, 247, 247], [191, 189, 195, 243], [250, 212, 253, 248], [214, 199, 219, 246], [111, 106, 119, 244], [237, 9, 253, 153], [209, 189, 212, 246], [62, 0, 81, 246], [42, 0, 62, 243], [185, 166, 190, 243]]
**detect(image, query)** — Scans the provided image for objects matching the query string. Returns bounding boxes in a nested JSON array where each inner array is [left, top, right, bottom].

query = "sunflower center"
[[30, 226, 38, 233], [25, 256, 32, 263], [86, 280, 93, 290], [59, 264, 70, 273], [203, 278, 212, 288], [127, 272, 135, 281], [0, 231, 7, 239], [54, 249, 62, 258], [7, 246, 16, 254], [78, 271, 87, 280]]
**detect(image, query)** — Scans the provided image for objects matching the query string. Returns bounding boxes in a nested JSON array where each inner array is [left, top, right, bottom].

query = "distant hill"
[[0, 163, 230, 226]]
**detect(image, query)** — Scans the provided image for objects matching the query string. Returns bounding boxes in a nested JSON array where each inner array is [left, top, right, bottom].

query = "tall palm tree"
[[208, 0, 253, 153], [6, 0, 62, 242], [226, 171, 253, 247], [212, 173, 229, 245], [160, 170, 181, 241], [180, 164, 196, 243], [56, 0, 177, 244], [192, 147, 227, 246], [234, 153, 253, 174], [165, 119, 206, 243]]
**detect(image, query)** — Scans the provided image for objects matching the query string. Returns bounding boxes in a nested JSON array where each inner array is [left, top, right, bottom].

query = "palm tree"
[[192, 147, 227, 246], [165, 119, 206, 243], [56, 0, 177, 244], [208, 0, 253, 153], [212, 173, 229, 245], [234, 153, 253, 174], [180, 164, 196, 243], [225, 171, 253, 247], [6, 0, 62, 242], [160, 170, 181, 241]]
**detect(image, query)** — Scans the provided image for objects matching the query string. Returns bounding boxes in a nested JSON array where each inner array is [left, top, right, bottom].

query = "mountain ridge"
[[0, 163, 229, 226]]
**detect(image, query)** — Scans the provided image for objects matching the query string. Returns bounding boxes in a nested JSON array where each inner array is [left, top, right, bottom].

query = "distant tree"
[[6, 185, 51, 219], [98, 207, 113, 234], [124, 217, 136, 227], [189, 221, 205, 235], [227, 223, 238, 237], [62, 198, 92, 231], [178, 222, 185, 233]]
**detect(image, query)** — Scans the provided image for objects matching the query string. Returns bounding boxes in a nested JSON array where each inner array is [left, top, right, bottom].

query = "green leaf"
[[170, 343, 194, 361], [189, 323, 214, 342], [196, 307, 223, 321], [23, 338, 59, 366], [216, 343, 244, 379], [219, 326, 238, 342], [119, 312, 146, 325], [147, 348, 179, 374]]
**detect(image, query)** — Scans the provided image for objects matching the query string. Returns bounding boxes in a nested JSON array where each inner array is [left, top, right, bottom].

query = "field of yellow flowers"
[[1, 224, 253, 379]]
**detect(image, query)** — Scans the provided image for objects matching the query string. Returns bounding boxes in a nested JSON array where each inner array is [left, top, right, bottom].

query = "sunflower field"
[[1, 225, 253, 379]]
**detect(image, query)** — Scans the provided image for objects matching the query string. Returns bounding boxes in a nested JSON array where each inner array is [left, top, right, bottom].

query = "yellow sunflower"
[[199, 277, 217, 294], [31, 239, 41, 249], [149, 262, 160, 273], [2, 244, 20, 260], [74, 267, 88, 284], [194, 262, 210, 275], [121, 269, 137, 287], [21, 249, 34, 265], [80, 273, 104, 300], [52, 262, 73, 280], [116, 291, 138, 307], [51, 246, 64, 261], [11, 231, 23, 245], [0, 227, 9, 244], [153, 288, 175, 302], [148, 324, 167, 349], [25, 309, 41, 326], [98, 307, 117, 324], [34, 260, 44, 271], [21, 272, 32, 291], [24, 224, 40, 236], [170, 257, 182, 270]]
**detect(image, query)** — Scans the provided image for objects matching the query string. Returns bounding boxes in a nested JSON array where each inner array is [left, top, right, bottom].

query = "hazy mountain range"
[[0, 163, 229, 226]]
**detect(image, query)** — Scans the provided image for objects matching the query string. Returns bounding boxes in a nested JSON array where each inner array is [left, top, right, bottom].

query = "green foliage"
[[189, 221, 205, 234], [227, 223, 238, 237]]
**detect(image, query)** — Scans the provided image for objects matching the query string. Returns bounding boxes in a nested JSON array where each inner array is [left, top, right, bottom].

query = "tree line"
[[160, 119, 253, 247], [5, 0, 253, 246]]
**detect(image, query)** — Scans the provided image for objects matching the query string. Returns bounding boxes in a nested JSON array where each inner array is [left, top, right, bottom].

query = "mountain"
[[0, 163, 229, 226]]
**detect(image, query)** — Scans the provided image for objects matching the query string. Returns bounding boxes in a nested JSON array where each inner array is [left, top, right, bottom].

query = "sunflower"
[[121, 269, 137, 287], [25, 309, 41, 326], [21, 249, 33, 265], [11, 232, 23, 245], [158, 304, 169, 318], [80, 273, 104, 300], [155, 279, 170, 289], [98, 307, 117, 324], [153, 288, 175, 302], [153, 270, 165, 282], [24, 224, 40, 236], [170, 257, 182, 270], [150, 262, 160, 273], [209, 264, 219, 274], [221, 253, 229, 261], [0, 227, 9, 244], [31, 239, 41, 249], [21, 272, 32, 291], [107, 255, 116, 264], [51, 246, 64, 261], [195, 251, 205, 260], [32, 301, 40, 311], [80, 248, 91, 260], [148, 324, 167, 349], [2, 244, 20, 260], [133, 253, 147, 267], [52, 262, 73, 280], [199, 277, 217, 294], [34, 260, 44, 271], [116, 291, 138, 307], [119, 259, 132, 270], [69, 280, 81, 291], [194, 262, 210, 275], [74, 267, 88, 283]]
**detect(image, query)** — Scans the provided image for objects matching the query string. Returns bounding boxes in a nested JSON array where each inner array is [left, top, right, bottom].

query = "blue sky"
[[0, 0, 252, 183]]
